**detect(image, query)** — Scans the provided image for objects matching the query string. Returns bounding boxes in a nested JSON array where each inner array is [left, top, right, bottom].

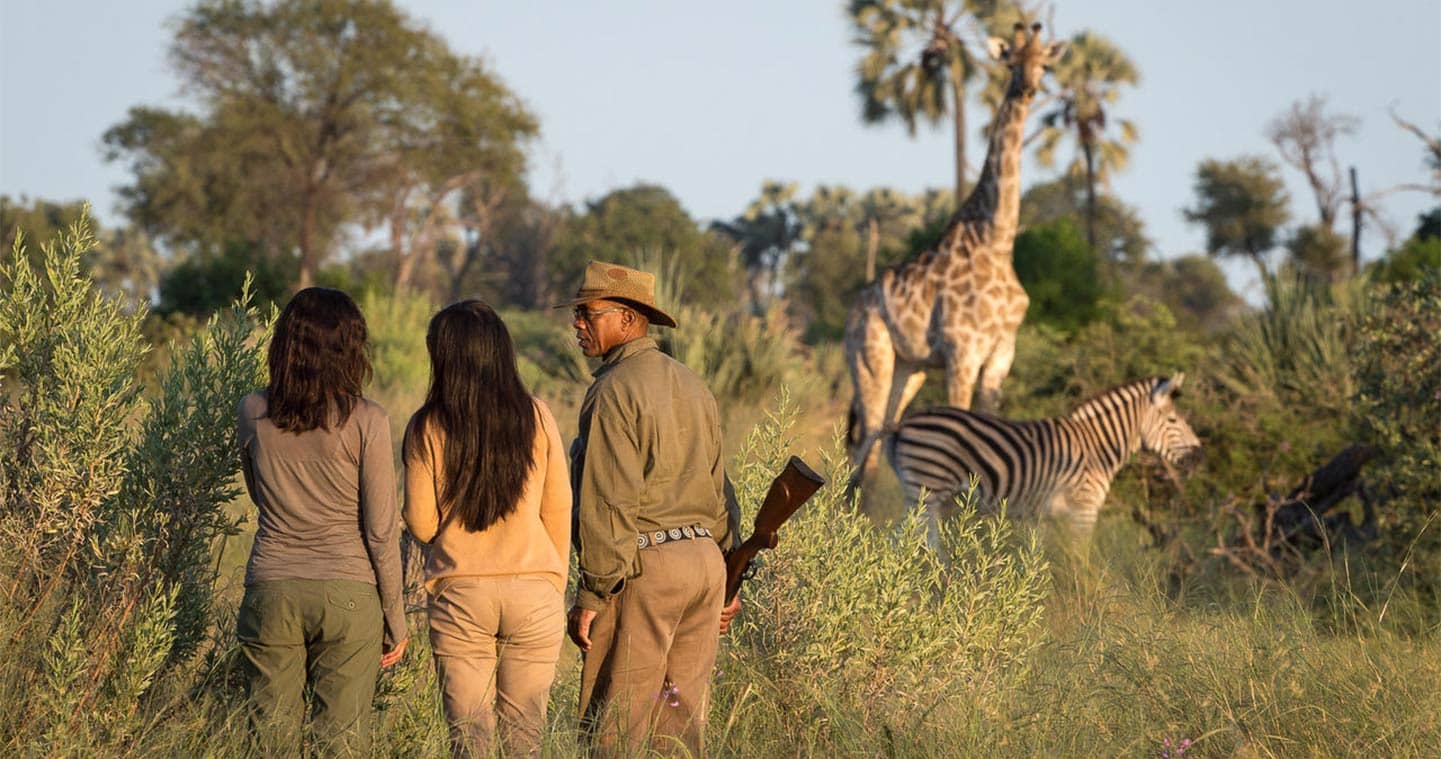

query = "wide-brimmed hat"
[[554, 260, 678, 328]]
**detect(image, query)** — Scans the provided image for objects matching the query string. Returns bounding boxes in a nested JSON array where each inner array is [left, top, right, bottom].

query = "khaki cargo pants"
[[237, 578, 383, 758], [427, 575, 565, 758], [579, 537, 725, 758]]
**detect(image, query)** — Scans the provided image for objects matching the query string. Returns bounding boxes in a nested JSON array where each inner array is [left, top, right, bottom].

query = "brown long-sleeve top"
[[402, 398, 572, 594], [570, 337, 736, 612], [236, 392, 407, 648]]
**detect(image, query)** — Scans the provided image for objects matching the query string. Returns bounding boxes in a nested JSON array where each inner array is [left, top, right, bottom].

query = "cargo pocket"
[[323, 581, 382, 644]]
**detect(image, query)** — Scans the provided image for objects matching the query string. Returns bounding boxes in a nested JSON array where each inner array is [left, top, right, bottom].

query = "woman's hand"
[[381, 638, 409, 668]]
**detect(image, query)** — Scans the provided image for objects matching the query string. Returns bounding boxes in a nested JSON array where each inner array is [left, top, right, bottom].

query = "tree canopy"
[[104, 0, 537, 291], [1184, 156, 1291, 278], [548, 185, 740, 309]]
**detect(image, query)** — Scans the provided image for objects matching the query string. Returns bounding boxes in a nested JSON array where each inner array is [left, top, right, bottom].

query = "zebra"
[[884, 374, 1201, 544]]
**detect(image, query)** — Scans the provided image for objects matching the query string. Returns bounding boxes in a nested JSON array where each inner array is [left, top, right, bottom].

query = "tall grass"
[[3, 224, 1438, 756]]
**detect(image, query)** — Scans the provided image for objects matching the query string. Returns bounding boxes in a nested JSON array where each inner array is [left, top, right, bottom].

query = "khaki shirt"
[[571, 337, 735, 611]]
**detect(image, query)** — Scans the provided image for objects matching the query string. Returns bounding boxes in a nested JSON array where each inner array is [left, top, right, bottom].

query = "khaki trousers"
[[237, 579, 383, 758], [579, 538, 725, 757], [428, 575, 565, 758]]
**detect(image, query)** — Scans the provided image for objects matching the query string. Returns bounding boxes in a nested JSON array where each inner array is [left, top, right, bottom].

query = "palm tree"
[[1033, 31, 1140, 250], [850, 0, 1025, 199]]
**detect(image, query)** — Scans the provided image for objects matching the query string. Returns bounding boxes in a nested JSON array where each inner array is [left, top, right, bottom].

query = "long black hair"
[[267, 287, 372, 432], [405, 300, 536, 532]]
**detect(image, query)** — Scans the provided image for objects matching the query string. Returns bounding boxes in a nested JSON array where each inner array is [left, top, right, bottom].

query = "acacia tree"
[[1184, 156, 1291, 280], [849, 0, 1025, 199], [1033, 30, 1140, 250], [105, 0, 535, 291]]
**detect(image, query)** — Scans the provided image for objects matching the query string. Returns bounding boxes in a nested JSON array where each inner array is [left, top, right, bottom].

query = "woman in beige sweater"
[[402, 300, 571, 758]]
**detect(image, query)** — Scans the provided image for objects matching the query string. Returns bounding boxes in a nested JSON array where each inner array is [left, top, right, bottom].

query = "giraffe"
[[845, 23, 1065, 486]]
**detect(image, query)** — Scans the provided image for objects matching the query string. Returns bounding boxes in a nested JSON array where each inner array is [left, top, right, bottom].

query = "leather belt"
[[636, 525, 712, 549]]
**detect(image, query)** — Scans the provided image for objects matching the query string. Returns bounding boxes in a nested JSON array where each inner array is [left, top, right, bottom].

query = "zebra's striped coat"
[[886, 375, 1200, 542]]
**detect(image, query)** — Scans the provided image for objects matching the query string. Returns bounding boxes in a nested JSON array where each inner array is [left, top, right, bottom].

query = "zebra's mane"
[[1066, 377, 1164, 422]]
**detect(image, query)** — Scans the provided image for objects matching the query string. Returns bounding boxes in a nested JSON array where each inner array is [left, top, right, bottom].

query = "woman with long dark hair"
[[402, 300, 571, 758], [236, 287, 407, 756]]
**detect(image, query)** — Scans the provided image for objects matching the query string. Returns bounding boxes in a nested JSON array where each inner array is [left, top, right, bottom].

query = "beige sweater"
[[402, 398, 571, 593]]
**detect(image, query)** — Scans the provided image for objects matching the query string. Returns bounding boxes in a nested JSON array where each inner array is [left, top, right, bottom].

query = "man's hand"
[[719, 592, 741, 634], [381, 638, 408, 669], [568, 606, 597, 651]]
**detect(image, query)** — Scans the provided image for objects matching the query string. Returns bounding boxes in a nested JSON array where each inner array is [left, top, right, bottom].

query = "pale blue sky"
[[2, 1, 1439, 299]]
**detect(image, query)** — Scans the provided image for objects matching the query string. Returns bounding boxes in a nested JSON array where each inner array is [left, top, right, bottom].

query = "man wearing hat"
[[559, 260, 739, 756]]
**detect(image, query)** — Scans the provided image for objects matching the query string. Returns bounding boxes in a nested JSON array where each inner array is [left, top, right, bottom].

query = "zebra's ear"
[[1153, 373, 1184, 403]]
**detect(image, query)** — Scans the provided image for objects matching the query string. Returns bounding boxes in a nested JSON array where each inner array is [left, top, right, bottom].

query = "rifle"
[[724, 456, 826, 603]]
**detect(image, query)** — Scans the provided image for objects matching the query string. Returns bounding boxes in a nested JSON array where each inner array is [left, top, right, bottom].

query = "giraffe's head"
[[987, 22, 1065, 99], [1139, 374, 1202, 469]]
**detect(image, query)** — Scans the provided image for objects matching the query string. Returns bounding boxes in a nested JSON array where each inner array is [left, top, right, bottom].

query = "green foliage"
[[1371, 235, 1441, 285], [1184, 156, 1291, 276], [0, 216, 269, 752], [1033, 30, 1141, 249], [359, 287, 435, 402], [1012, 217, 1113, 332], [1131, 254, 1243, 333], [714, 395, 1050, 751], [1006, 297, 1213, 418], [628, 250, 803, 404], [1020, 176, 1150, 268], [0, 221, 147, 575], [1214, 273, 1361, 414], [1370, 208, 1441, 285], [710, 180, 803, 311], [1354, 273, 1441, 616], [548, 185, 739, 308], [0, 196, 160, 302], [784, 184, 952, 340], [158, 241, 294, 315], [104, 0, 537, 287], [112, 281, 271, 661], [496, 308, 590, 400], [1284, 222, 1351, 283]]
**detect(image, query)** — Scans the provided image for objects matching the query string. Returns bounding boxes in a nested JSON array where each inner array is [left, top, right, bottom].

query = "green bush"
[[1215, 273, 1363, 415], [0, 217, 269, 752], [711, 394, 1050, 753], [1354, 271, 1441, 622], [1013, 217, 1114, 333]]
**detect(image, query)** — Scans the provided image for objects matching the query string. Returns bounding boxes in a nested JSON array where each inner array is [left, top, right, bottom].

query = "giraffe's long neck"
[[947, 83, 1033, 248]]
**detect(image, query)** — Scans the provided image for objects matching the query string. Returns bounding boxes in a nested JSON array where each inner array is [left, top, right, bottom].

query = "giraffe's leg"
[[975, 331, 1018, 414], [887, 366, 928, 427], [845, 306, 895, 482], [943, 340, 985, 410]]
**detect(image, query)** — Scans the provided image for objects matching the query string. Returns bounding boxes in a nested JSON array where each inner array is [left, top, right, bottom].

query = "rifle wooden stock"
[[723, 456, 825, 602]]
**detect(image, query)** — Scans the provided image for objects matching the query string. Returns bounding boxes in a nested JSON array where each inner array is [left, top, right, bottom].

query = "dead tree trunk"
[[1261, 444, 1375, 550], [1212, 445, 1377, 575]]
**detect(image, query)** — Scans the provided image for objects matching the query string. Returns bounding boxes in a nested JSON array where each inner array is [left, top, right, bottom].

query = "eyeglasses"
[[572, 306, 627, 323]]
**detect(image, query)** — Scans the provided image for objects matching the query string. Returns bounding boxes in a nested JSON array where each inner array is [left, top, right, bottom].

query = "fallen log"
[[1260, 444, 1376, 550], [1212, 444, 1377, 575]]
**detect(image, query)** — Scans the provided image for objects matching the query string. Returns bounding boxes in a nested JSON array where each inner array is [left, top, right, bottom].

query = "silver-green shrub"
[[713, 391, 1050, 753], [0, 215, 269, 752]]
